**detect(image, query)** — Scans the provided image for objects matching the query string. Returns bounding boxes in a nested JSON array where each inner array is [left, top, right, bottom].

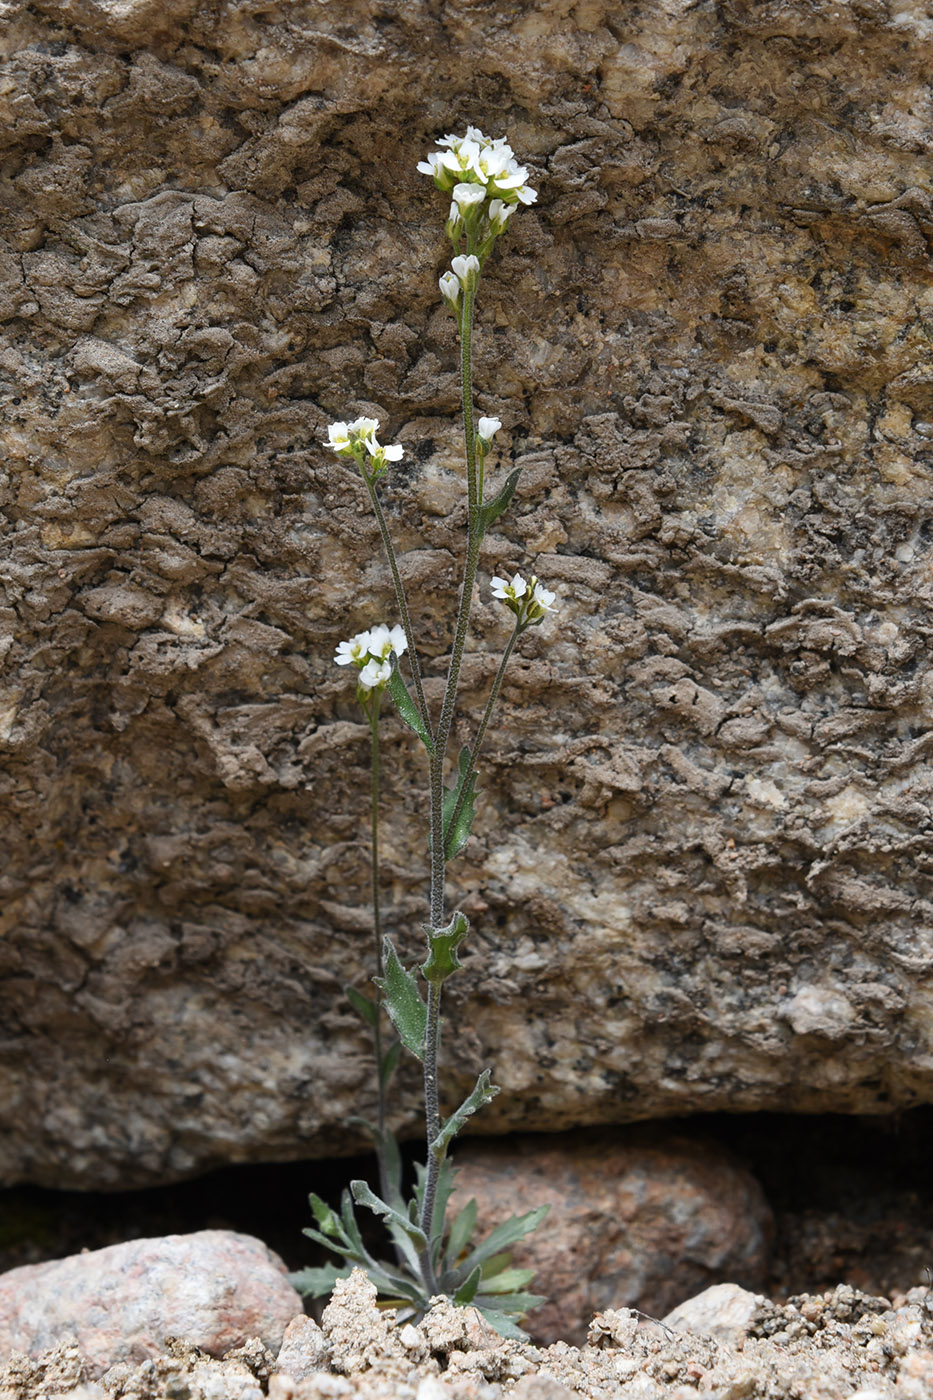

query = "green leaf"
[[477, 1290, 546, 1315], [430, 1070, 499, 1159], [350, 1180, 429, 1251], [375, 938, 426, 1060], [478, 1266, 538, 1294], [461, 1205, 549, 1274], [444, 1197, 478, 1268], [308, 1192, 342, 1238], [421, 910, 470, 986], [289, 1263, 351, 1297], [452, 1265, 482, 1306], [442, 747, 478, 860], [472, 1307, 530, 1341], [478, 467, 522, 534], [386, 651, 434, 751], [380, 1039, 402, 1090], [345, 985, 379, 1028]]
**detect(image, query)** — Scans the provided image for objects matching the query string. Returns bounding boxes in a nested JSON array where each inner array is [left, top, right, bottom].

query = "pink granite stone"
[[0, 1230, 304, 1377]]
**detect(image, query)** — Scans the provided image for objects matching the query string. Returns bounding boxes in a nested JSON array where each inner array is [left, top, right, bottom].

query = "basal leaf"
[[289, 1263, 352, 1297], [452, 1265, 482, 1306], [460, 1204, 549, 1273]]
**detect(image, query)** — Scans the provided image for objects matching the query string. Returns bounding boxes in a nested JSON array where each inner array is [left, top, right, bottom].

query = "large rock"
[[450, 1131, 773, 1344], [2, 0, 933, 1188], [0, 1230, 302, 1377]]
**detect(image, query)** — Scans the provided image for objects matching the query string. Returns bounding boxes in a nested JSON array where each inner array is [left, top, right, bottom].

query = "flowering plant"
[[291, 128, 557, 1338]]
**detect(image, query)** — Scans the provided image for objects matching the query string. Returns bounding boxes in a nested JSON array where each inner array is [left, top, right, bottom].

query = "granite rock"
[[0, 1230, 302, 1377], [449, 1130, 773, 1345], [2, 0, 933, 1189]]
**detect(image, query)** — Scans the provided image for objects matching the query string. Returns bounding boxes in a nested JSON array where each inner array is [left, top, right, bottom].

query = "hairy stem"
[[362, 471, 432, 736], [444, 621, 522, 850]]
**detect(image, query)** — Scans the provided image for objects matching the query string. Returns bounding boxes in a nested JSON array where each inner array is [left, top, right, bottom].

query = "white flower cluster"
[[325, 417, 403, 477], [491, 572, 557, 627], [418, 127, 537, 208], [421, 128, 537, 311], [335, 623, 408, 692]]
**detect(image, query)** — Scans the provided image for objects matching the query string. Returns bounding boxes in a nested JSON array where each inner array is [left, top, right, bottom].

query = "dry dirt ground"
[[2, 1272, 932, 1400]]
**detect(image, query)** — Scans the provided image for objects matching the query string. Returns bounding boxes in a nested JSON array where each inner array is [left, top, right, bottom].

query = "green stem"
[[362, 471, 432, 737], [365, 698, 395, 1214], [420, 272, 481, 1263], [444, 621, 522, 850], [417, 980, 442, 1290]]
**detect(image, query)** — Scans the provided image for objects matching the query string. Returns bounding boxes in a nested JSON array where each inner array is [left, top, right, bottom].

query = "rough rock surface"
[[3, 0, 933, 1189], [3, 1271, 933, 1400], [450, 1130, 773, 1344], [0, 1230, 302, 1375]]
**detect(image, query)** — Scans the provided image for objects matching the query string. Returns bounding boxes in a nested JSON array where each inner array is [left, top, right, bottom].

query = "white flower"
[[487, 199, 515, 234], [335, 630, 372, 666], [452, 181, 486, 210], [366, 623, 408, 660], [516, 184, 538, 205], [358, 658, 391, 691], [528, 579, 557, 616], [491, 573, 527, 602], [477, 416, 502, 442], [325, 417, 380, 455], [451, 254, 480, 285], [416, 152, 446, 179], [420, 128, 537, 208], [439, 270, 461, 306]]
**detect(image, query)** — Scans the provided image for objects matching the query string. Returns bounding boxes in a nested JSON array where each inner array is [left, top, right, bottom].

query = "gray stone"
[[2, 0, 933, 1190]]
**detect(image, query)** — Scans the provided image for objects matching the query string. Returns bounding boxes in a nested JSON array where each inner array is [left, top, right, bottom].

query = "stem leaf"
[[386, 651, 433, 751], [442, 746, 478, 861], [375, 938, 427, 1060], [345, 985, 379, 1029], [478, 467, 522, 535], [430, 1068, 499, 1159], [421, 909, 470, 986]]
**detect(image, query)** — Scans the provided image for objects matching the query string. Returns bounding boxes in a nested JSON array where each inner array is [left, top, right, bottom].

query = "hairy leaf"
[[442, 747, 478, 860], [386, 651, 433, 751], [421, 910, 470, 986], [431, 1070, 499, 1158], [461, 1205, 550, 1273], [289, 1263, 351, 1297], [478, 467, 522, 534], [375, 939, 426, 1059], [452, 1265, 482, 1306]]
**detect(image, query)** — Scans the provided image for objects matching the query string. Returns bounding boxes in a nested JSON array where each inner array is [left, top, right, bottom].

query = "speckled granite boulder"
[[0, 1231, 302, 1377], [3, 0, 933, 1190]]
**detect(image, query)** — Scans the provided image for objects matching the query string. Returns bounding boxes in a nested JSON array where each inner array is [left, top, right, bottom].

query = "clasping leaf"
[[375, 938, 426, 1060]]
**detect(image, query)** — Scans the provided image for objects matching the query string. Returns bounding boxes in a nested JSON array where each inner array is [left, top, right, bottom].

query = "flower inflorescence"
[[420, 126, 537, 303], [491, 572, 557, 628], [326, 418, 404, 478], [335, 623, 408, 693]]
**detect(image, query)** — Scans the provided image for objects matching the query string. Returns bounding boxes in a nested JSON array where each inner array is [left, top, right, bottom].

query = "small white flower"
[[335, 630, 372, 666], [452, 181, 486, 210], [358, 658, 392, 691], [326, 421, 352, 453], [367, 623, 408, 660], [529, 580, 557, 615], [487, 199, 515, 234], [451, 253, 480, 284], [477, 416, 502, 442], [491, 573, 527, 602], [516, 184, 538, 205], [416, 152, 445, 178], [346, 415, 380, 440], [439, 271, 460, 305]]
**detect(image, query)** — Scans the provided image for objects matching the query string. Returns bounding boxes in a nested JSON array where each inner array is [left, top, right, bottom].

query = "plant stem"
[[362, 471, 432, 737], [444, 621, 522, 850], [367, 702, 388, 1158], [420, 273, 481, 1251]]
